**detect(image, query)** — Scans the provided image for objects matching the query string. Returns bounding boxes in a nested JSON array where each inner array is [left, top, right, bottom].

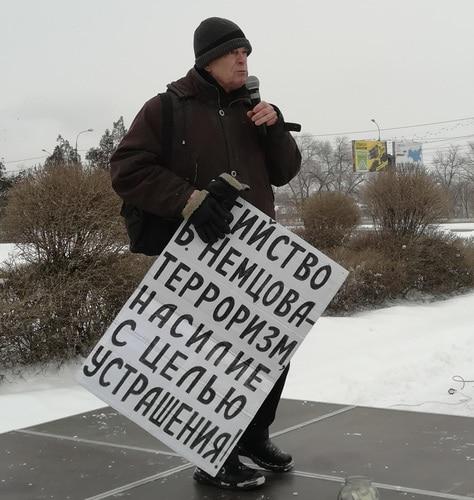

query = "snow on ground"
[[1, 232, 473, 434], [442, 222, 474, 234], [0, 243, 17, 264], [283, 291, 474, 416], [1, 291, 473, 435], [357, 222, 474, 239], [0, 362, 104, 434]]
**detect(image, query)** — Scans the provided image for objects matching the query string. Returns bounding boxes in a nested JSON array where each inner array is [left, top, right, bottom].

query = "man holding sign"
[[110, 17, 301, 490]]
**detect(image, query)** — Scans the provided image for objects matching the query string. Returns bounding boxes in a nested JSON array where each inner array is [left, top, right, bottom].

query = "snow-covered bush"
[[301, 191, 360, 249], [2, 163, 126, 266], [0, 164, 151, 369], [327, 230, 474, 314], [362, 169, 449, 239], [0, 254, 149, 368]]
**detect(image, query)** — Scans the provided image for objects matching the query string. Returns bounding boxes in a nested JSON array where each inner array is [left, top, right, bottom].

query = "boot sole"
[[193, 470, 266, 490], [239, 450, 294, 473]]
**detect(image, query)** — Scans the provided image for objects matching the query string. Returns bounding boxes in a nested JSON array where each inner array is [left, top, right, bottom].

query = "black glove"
[[182, 173, 249, 244], [183, 191, 232, 243], [207, 173, 249, 211]]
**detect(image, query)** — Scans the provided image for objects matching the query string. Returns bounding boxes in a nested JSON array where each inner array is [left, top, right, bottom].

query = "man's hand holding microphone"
[[245, 75, 278, 136]]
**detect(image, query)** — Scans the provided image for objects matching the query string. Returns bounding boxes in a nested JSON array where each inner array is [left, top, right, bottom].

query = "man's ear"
[[204, 60, 215, 73]]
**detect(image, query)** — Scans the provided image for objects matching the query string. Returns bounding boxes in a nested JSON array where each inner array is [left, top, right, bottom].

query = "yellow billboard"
[[352, 140, 389, 172]]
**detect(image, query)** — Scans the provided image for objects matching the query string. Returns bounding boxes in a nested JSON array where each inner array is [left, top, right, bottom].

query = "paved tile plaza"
[[2, 399, 473, 499]]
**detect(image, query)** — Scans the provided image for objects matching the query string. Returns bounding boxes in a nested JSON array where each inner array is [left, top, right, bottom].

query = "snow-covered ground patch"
[[283, 291, 474, 416], [1, 291, 473, 434], [0, 362, 104, 434], [358, 222, 474, 239], [440, 222, 474, 236], [0, 243, 18, 264]]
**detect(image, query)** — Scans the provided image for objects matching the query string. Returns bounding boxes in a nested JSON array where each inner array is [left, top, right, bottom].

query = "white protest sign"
[[78, 200, 348, 476]]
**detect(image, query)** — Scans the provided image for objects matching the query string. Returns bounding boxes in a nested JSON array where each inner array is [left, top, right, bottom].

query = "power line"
[[422, 145, 472, 153], [4, 148, 89, 165], [393, 135, 472, 142], [415, 134, 474, 144], [4, 116, 474, 170], [381, 134, 474, 144], [305, 115, 474, 138], [4, 154, 48, 164]]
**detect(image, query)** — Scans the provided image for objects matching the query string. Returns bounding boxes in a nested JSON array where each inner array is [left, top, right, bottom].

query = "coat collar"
[[167, 67, 250, 107]]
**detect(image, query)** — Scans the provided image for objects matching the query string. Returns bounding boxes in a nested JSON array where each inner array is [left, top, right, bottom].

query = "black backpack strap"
[[284, 122, 302, 132], [158, 91, 174, 166], [120, 90, 187, 256]]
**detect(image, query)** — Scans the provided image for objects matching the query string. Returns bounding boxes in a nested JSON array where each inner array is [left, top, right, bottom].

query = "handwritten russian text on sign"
[[78, 200, 348, 476]]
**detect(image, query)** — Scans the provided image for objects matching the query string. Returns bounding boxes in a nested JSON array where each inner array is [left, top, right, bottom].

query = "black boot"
[[238, 431, 294, 473], [193, 450, 265, 490]]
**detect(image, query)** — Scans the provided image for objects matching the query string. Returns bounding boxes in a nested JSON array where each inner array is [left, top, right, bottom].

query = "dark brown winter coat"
[[110, 68, 301, 220]]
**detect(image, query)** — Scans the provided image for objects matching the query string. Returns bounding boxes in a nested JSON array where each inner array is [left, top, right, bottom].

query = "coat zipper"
[[215, 90, 232, 175]]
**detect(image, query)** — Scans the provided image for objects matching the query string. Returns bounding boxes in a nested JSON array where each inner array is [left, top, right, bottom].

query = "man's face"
[[205, 47, 248, 93]]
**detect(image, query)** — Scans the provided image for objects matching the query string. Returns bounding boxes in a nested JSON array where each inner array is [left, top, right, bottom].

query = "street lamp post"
[[75, 128, 94, 162], [42, 149, 53, 165], [371, 119, 381, 141]]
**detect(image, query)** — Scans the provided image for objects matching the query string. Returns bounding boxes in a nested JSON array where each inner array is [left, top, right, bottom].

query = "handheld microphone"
[[245, 75, 267, 137]]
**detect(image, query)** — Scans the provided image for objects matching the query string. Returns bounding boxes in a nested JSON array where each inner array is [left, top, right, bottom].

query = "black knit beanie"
[[194, 17, 252, 68]]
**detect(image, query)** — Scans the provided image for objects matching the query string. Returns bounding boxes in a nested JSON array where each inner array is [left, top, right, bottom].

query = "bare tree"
[[287, 134, 322, 212], [312, 140, 336, 192], [328, 137, 365, 194], [431, 145, 467, 189], [432, 145, 474, 217], [0, 160, 12, 208], [285, 135, 366, 219], [289, 135, 365, 202], [456, 179, 474, 218], [462, 141, 474, 183]]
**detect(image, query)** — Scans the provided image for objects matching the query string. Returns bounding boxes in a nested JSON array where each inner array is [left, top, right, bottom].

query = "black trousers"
[[241, 364, 290, 442]]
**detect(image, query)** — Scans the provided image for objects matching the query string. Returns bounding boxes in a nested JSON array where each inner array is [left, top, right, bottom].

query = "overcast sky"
[[2, 0, 474, 173]]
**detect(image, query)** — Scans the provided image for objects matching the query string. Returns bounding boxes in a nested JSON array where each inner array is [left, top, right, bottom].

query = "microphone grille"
[[245, 75, 260, 91]]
